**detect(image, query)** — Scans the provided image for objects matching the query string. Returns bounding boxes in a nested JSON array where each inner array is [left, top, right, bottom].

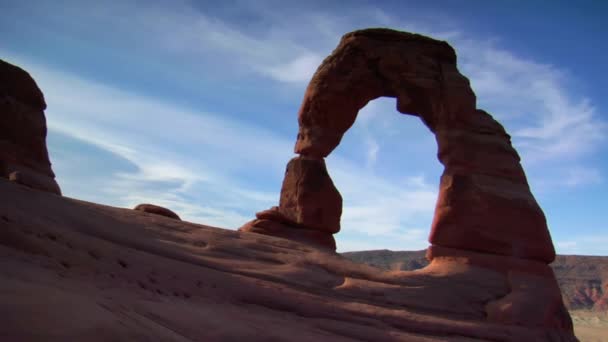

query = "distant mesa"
[[343, 249, 608, 313], [0, 59, 61, 195], [134, 203, 181, 220]]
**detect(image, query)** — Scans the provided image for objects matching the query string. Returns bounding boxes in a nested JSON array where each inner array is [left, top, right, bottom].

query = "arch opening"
[[329, 96, 440, 252], [240, 28, 556, 263]]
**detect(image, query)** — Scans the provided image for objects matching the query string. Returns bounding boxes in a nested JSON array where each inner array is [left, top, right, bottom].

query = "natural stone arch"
[[241, 28, 555, 263]]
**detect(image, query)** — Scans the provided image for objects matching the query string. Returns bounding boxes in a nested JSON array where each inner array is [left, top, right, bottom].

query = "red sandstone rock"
[[284, 28, 554, 263], [255, 206, 290, 223], [9, 170, 61, 195], [134, 203, 181, 220], [240, 218, 337, 251], [426, 246, 573, 331], [278, 156, 342, 234], [429, 172, 554, 262], [0, 180, 578, 340], [0, 59, 46, 111], [0, 59, 61, 195], [249, 207, 338, 249]]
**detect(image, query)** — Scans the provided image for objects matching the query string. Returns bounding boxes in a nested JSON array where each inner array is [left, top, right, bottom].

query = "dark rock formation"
[[9, 170, 62, 195], [134, 203, 181, 220], [0, 59, 61, 195]]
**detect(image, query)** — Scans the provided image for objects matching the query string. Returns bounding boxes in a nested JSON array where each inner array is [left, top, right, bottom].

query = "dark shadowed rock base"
[[0, 59, 61, 195]]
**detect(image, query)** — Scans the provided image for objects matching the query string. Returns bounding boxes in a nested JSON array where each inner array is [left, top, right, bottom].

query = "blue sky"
[[1, 0, 606, 254]]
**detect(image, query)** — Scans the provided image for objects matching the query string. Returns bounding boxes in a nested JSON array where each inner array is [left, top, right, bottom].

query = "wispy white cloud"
[[453, 38, 606, 167], [364, 137, 380, 168], [531, 165, 603, 192], [6, 53, 438, 241], [262, 53, 323, 83], [3, 1, 604, 253], [2, 53, 289, 228]]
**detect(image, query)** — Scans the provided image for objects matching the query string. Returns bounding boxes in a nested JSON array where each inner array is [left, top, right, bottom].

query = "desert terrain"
[[0, 28, 586, 341], [344, 250, 608, 341]]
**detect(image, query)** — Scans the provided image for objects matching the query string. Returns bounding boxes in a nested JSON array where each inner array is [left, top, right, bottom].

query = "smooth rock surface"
[[0, 180, 577, 341], [240, 218, 337, 251], [134, 203, 181, 220]]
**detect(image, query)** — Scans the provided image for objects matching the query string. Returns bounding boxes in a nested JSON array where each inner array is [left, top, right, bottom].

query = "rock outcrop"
[[239, 28, 572, 337], [242, 28, 555, 263], [134, 203, 181, 220], [0, 179, 579, 341], [278, 157, 342, 233], [9, 170, 62, 195], [0, 59, 61, 195], [239, 157, 341, 250]]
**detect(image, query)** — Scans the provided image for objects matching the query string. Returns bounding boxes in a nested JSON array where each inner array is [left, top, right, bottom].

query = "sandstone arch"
[[241, 28, 555, 263]]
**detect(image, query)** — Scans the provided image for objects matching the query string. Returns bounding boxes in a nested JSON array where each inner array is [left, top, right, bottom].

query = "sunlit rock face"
[[245, 28, 555, 264], [0, 59, 61, 195]]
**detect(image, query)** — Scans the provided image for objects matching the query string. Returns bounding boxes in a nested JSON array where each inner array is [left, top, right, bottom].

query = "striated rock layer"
[[0, 59, 61, 195], [242, 28, 555, 264]]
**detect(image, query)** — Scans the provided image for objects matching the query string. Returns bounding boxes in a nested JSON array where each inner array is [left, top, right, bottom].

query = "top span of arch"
[[294, 28, 476, 158]]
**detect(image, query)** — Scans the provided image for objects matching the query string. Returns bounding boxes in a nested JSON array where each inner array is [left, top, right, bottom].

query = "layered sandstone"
[[0, 59, 61, 195]]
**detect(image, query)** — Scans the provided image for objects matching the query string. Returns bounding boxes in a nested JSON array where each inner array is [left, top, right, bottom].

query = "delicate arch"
[[241, 28, 555, 263]]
